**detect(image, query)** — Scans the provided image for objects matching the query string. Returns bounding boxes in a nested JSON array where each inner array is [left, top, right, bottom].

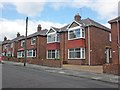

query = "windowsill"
[[68, 58, 85, 60], [68, 37, 85, 41], [47, 41, 60, 44]]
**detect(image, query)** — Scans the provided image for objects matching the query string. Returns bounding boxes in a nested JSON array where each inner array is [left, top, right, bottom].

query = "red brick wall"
[[60, 31, 86, 65], [67, 39, 85, 48], [89, 26, 111, 65], [111, 22, 119, 64], [103, 64, 120, 75], [46, 43, 60, 50]]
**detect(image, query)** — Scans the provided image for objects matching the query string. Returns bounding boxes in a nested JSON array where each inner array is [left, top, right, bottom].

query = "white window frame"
[[21, 40, 25, 47], [31, 37, 36, 45], [68, 48, 85, 59], [17, 51, 24, 58], [109, 48, 112, 58], [47, 50, 59, 59], [68, 26, 85, 40], [109, 33, 112, 42], [47, 32, 60, 43], [27, 50, 36, 57]]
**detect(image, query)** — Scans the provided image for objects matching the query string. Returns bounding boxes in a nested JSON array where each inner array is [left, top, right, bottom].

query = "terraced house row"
[[2, 14, 120, 75]]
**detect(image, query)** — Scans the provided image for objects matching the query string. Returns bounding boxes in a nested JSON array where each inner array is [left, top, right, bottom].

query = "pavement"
[[2, 61, 119, 84]]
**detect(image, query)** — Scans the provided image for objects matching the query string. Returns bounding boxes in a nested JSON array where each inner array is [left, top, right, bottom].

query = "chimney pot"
[[4, 36, 7, 41], [17, 32, 20, 37], [74, 13, 81, 22], [37, 24, 42, 32]]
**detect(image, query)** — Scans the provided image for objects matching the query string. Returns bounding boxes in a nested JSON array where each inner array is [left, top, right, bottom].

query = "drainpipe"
[[117, 20, 120, 64], [88, 26, 91, 66]]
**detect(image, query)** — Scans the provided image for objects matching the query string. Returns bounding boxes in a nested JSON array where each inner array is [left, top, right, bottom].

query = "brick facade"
[[103, 16, 120, 75]]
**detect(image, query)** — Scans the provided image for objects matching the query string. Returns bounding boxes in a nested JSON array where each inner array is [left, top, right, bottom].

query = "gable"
[[47, 29, 56, 34], [68, 22, 80, 29]]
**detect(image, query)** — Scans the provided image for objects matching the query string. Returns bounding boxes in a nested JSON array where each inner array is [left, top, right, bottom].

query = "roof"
[[81, 18, 110, 31], [27, 29, 48, 39], [2, 40, 11, 45], [59, 18, 110, 32], [108, 16, 120, 23], [11, 36, 25, 42]]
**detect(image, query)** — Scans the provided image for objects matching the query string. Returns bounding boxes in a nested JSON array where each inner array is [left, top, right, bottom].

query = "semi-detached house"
[[103, 16, 120, 75], [46, 14, 111, 65]]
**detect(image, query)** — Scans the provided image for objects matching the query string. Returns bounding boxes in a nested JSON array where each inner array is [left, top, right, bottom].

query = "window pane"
[[82, 48, 85, 58], [52, 50, 55, 58], [75, 29, 80, 38], [48, 52, 51, 58], [69, 52, 75, 58], [33, 50, 36, 57], [56, 50, 59, 58], [82, 29, 85, 38], [69, 31, 75, 39], [75, 52, 81, 58]]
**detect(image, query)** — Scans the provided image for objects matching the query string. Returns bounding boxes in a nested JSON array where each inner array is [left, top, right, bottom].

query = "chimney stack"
[[4, 36, 7, 41], [37, 24, 42, 32], [74, 13, 81, 22], [17, 32, 20, 37]]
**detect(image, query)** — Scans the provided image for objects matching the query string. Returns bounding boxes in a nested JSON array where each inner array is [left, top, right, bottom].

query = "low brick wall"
[[67, 59, 85, 65], [103, 64, 120, 75], [43, 59, 62, 68], [3, 57, 62, 68]]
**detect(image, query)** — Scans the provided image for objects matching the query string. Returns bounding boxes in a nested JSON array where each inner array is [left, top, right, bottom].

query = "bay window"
[[27, 50, 36, 57], [68, 27, 85, 40], [68, 48, 85, 59], [17, 51, 24, 58], [47, 50, 59, 59], [47, 33, 60, 43]]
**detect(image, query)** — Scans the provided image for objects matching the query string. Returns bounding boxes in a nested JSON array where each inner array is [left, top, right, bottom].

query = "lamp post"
[[24, 17, 28, 66]]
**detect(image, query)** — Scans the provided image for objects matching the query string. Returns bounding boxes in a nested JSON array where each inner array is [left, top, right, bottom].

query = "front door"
[[106, 49, 109, 63]]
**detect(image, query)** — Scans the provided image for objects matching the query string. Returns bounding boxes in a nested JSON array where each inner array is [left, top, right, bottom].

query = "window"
[[47, 50, 59, 59], [109, 33, 112, 42], [109, 49, 112, 58], [68, 28, 85, 40], [21, 40, 25, 47], [68, 48, 85, 59], [47, 34, 60, 43], [31, 37, 36, 45], [27, 50, 36, 57], [17, 51, 24, 58]]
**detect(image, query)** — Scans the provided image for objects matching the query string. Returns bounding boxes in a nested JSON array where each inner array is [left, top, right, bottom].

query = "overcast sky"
[[0, 0, 119, 41]]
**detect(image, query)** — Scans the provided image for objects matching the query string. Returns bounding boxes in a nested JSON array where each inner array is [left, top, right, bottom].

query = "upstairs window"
[[47, 33, 60, 43], [68, 28, 85, 40], [21, 40, 25, 47], [31, 37, 36, 45], [109, 33, 112, 42]]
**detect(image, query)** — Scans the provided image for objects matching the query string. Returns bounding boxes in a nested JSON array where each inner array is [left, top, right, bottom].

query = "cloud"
[[11, 2, 46, 17], [0, 18, 66, 41]]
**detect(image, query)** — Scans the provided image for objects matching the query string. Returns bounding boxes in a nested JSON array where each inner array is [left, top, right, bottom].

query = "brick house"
[[103, 16, 120, 75], [17, 24, 48, 64], [2, 33, 24, 60], [0, 41, 2, 56], [46, 14, 111, 65]]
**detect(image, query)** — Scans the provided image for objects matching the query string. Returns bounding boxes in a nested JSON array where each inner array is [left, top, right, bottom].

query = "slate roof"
[[58, 18, 110, 32], [108, 16, 120, 23], [27, 29, 48, 39]]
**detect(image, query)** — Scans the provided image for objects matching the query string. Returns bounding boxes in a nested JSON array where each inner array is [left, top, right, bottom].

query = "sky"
[[0, 0, 119, 41]]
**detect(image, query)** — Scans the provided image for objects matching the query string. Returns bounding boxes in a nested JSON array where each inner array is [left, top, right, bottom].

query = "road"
[[2, 63, 118, 88]]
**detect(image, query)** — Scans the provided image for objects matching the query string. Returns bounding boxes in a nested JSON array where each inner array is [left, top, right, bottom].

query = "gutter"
[[88, 26, 91, 66], [117, 20, 120, 64]]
